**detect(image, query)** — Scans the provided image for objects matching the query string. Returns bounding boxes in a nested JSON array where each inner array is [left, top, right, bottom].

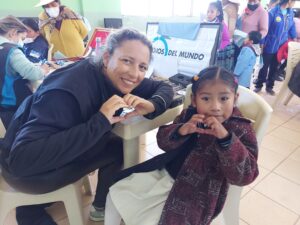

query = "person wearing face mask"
[[22, 18, 49, 63], [0, 28, 173, 225], [254, 0, 297, 95], [239, 0, 269, 38], [0, 16, 50, 128], [35, 0, 88, 58]]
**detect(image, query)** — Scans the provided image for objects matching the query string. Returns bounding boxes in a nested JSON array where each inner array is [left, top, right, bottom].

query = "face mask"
[[23, 38, 34, 44], [247, 3, 259, 11], [45, 6, 60, 18], [18, 39, 24, 48]]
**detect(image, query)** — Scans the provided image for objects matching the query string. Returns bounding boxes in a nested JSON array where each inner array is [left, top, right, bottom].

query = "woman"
[[35, 0, 88, 58], [254, 0, 297, 95], [22, 18, 49, 63], [0, 28, 174, 225], [0, 15, 50, 128], [222, 0, 240, 38], [239, 0, 269, 38]]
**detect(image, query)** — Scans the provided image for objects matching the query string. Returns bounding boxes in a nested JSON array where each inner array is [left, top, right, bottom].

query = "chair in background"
[[184, 84, 273, 225], [104, 18, 123, 29], [272, 41, 300, 108], [0, 119, 92, 225]]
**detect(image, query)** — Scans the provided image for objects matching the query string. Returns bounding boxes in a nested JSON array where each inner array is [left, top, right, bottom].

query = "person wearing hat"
[[222, 0, 240, 38], [22, 18, 49, 63], [35, 0, 88, 58]]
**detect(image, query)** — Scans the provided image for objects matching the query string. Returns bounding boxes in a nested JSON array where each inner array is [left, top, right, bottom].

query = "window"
[[121, 0, 206, 17]]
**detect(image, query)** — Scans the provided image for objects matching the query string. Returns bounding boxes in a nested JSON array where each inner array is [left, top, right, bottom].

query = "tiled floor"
[[3, 81, 300, 225]]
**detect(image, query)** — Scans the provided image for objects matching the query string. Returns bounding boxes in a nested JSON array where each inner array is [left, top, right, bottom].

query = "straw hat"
[[34, 0, 55, 7], [228, 0, 240, 4]]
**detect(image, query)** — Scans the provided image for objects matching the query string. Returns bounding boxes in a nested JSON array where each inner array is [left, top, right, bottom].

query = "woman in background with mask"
[[22, 18, 49, 63], [239, 0, 269, 38], [36, 0, 88, 58], [0, 16, 50, 128]]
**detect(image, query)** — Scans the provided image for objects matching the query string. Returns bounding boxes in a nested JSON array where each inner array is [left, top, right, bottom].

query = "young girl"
[[104, 66, 259, 225], [206, 1, 230, 49]]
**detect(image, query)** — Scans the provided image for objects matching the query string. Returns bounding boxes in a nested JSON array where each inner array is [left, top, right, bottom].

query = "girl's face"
[[207, 6, 219, 22], [192, 79, 238, 123], [102, 40, 150, 94]]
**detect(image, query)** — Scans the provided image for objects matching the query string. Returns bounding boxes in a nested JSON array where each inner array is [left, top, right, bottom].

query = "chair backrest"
[[184, 84, 273, 225], [272, 41, 300, 108]]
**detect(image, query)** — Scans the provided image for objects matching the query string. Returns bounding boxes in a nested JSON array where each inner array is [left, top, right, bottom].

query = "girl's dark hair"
[[104, 28, 153, 61], [191, 66, 238, 94], [209, 1, 224, 22], [22, 18, 39, 32], [0, 15, 28, 36]]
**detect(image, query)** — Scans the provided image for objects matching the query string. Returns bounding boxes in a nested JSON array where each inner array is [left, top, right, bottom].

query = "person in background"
[[0, 16, 50, 128], [206, 1, 230, 49], [35, 0, 88, 58], [294, 9, 300, 41], [267, 0, 279, 10], [234, 31, 262, 88], [104, 66, 258, 225], [0, 28, 173, 225], [222, 0, 240, 39], [22, 18, 49, 63], [239, 0, 269, 38], [254, 0, 297, 95]]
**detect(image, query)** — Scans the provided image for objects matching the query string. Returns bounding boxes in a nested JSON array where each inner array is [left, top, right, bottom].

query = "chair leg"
[[0, 206, 13, 225], [82, 175, 93, 196], [283, 92, 293, 106], [63, 184, 85, 225]]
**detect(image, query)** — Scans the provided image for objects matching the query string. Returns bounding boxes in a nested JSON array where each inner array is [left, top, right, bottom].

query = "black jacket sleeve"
[[132, 78, 174, 119], [8, 90, 112, 176]]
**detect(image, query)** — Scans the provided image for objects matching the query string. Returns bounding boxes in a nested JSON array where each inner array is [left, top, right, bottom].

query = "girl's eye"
[[221, 96, 229, 101], [201, 96, 209, 101]]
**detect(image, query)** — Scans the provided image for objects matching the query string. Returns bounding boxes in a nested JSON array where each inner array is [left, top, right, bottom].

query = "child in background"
[[234, 31, 262, 88], [104, 66, 259, 225], [206, 1, 230, 49]]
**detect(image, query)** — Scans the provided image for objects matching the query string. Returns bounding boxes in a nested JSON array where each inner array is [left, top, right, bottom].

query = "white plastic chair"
[[272, 41, 300, 108], [0, 119, 92, 225], [184, 84, 273, 225]]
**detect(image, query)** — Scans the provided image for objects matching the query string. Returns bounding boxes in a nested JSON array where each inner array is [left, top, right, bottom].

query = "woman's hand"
[[122, 94, 155, 117], [99, 95, 129, 124]]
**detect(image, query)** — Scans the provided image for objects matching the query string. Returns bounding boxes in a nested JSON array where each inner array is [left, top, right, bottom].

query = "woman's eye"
[[139, 65, 148, 72]]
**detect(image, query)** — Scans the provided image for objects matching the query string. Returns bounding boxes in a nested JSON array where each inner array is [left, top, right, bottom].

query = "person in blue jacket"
[[22, 17, 49, 63], [254, 0, 296, 95], [0, 28, 174, 225], [234, 31, 262, 88]]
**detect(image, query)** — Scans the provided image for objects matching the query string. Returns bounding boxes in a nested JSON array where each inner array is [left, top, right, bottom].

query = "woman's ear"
[[102, 51, 110, 68]]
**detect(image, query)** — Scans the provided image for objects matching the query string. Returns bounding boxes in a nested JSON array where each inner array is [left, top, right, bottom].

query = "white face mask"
[[45, 7, 60, 18], [23, 38, 34, 44], [18, 39, 24, 48]]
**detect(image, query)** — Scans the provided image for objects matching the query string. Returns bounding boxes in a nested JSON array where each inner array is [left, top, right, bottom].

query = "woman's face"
[[44, 1, 59, 8], [102, 40, 150, 94], [9, 30, 27, 44], [26, 27, 39, 39]]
